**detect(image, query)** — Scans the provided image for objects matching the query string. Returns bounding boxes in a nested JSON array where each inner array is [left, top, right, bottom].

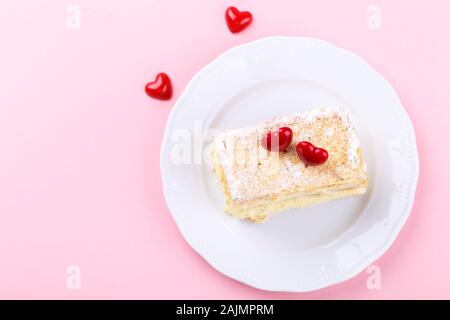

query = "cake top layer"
[[213, 108, 368, 202]]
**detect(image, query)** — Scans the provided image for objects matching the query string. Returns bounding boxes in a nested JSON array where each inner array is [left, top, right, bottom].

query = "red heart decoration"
[[225, 6, 253, 33], [145, 72, 172, 100], [261, 127, 293, 152], [296, 141, 329, 166]]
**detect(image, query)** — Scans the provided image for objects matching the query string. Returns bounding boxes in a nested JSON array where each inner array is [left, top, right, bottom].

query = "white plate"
[[160, 37, 419, 292]]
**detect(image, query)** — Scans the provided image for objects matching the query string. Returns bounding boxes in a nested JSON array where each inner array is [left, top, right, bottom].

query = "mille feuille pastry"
[[211, 108, 368, 223]]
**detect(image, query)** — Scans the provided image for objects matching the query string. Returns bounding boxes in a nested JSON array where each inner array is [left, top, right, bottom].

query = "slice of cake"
[[211, 108, 368, 223]]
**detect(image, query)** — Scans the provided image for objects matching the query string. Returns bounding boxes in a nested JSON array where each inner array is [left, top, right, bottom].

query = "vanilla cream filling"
[[211, 107, 369, 222]]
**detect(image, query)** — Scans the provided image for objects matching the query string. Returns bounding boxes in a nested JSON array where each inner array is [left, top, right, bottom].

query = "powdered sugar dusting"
[[338, 108, 361, 169], [213, 107, 367, 202], [325, 127, 334, 137]]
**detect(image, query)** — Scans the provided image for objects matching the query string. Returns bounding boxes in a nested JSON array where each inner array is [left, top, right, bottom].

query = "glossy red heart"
[[145, 72, 172, 100], [225, 7, 253, 33], [296, 141, 329, 166], [261, 127, 293, 152]]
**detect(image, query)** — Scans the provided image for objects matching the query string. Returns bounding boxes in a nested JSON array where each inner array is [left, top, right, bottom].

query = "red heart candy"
[[261, 127, 293, 152], [296, 141, 329, 166], [145, 72, 172, 100], [225, 7, 253, 33]]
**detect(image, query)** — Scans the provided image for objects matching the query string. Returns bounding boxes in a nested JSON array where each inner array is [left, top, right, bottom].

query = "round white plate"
[[160, 37, 419, 292]]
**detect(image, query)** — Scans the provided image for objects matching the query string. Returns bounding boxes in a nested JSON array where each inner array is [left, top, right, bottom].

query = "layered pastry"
[[211, 108, 368, 223]]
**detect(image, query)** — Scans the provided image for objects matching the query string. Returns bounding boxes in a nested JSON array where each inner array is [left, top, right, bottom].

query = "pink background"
[[1, 0, 449, 299]]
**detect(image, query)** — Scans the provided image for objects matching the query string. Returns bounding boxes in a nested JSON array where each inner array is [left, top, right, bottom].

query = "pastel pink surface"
[[0, 0, 449, 299]]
